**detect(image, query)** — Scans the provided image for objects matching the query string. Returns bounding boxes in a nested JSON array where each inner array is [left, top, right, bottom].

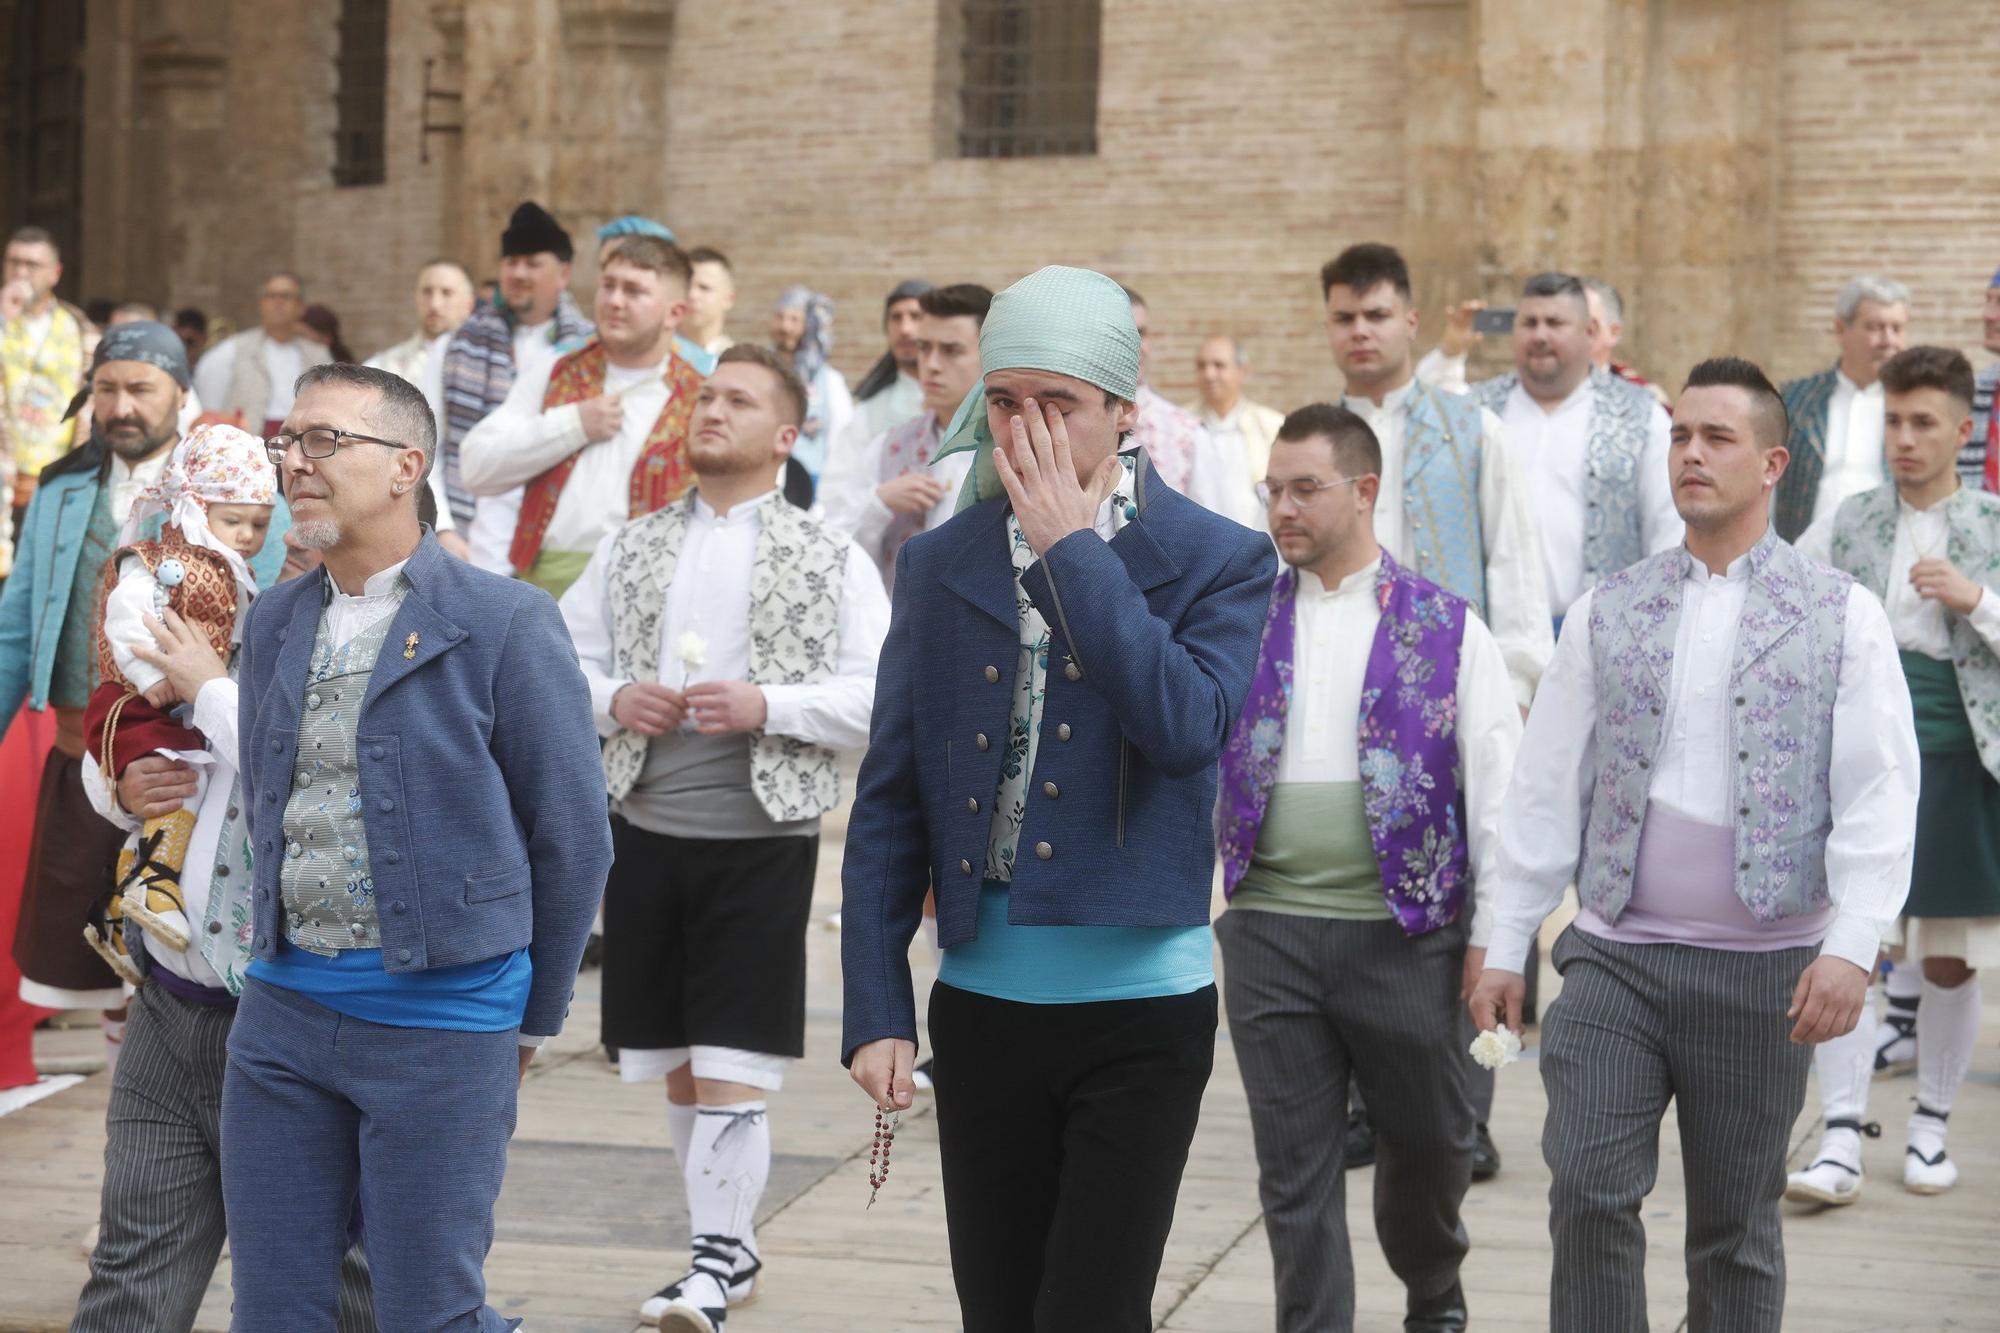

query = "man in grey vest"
[[1469, 357, 1920, 1331], [189, 271, 333, 436], [1466, 272, 1683, 631], [559, 344, 889, 1333], [1790, 346, 2000, 1205]]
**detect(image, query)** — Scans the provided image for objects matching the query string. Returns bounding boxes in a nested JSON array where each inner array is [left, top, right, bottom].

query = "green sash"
[[520, 547, 595, 601], [1900, 650, 1975, 754]]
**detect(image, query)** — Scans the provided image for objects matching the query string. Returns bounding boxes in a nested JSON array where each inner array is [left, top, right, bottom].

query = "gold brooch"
[[403, 632, 419, 660]]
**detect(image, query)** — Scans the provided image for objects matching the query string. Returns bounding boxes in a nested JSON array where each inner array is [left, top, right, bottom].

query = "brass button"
[[975, 733, 990, 751], [959, 859, 973, 875], [1064, 662, 1082, 682], [1035, 841, 1053, 861], [984, 665, 1000, 683], [1056, 723, 1072, 741], [966, 797, 980, 813], [1042, 781, 1059, 799]]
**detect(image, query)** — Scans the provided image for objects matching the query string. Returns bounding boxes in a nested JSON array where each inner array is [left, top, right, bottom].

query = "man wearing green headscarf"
[[841, 266, 1276, 1331]]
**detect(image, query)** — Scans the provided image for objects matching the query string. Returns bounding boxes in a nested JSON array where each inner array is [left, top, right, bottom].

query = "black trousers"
[[929, 980, 1217, 1333]]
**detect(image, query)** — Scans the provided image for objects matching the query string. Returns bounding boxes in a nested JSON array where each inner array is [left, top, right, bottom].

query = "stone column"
[[456, 0, 564, 274], [128, 0, 231, 313], [551, 0, 676, 273]]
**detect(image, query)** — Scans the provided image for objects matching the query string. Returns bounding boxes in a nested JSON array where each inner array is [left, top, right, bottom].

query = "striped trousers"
[[1217, 909, 1473, 1333], [1540, 927, 1814, 1333], [69, 979, 375, 1333]]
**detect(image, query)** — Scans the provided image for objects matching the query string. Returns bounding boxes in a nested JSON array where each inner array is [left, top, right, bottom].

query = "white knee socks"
[[1911, 975, 1982, 1156], [684, 1100, 770, 1297], [667, 1099, 697, 1165], [1809, 986, 1879, 1168]]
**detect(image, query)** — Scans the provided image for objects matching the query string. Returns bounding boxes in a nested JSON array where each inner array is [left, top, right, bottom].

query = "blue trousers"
[[220, 978, 522, 1332]]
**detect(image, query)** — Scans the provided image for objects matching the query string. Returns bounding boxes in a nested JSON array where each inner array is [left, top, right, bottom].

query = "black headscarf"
[[853, 279, 935, 403]]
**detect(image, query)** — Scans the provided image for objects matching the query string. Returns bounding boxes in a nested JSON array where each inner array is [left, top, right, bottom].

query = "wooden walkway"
[[4, 810, 1998, 1331]]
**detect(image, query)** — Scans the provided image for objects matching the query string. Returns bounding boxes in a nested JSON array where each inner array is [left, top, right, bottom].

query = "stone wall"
[[41, 0, 2000, 409]]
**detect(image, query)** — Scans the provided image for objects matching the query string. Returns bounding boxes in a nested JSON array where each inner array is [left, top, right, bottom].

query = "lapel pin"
[[403, 632, 420, 660]]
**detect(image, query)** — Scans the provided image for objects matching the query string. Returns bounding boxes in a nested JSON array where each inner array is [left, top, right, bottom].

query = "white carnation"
[[1468, 1026, 1523, 1071], [676, 630, 707, 673]]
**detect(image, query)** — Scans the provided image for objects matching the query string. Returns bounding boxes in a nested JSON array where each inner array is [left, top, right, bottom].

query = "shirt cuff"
[[589, 676, 629, 737], [1467, 907, 1493, 950], [762, 683, 802, 738], [1482, 920, 1538, 976], [1967, 584, 2000, 642], [518, 1034, 546, 1049], [1819, 914, 1883, 974], [191, 676, 234, 738]]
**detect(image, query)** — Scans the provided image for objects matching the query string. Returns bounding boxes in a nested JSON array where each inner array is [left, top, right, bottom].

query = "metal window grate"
[[957, 0, 1100, 159], [332, 0, 389, 188]]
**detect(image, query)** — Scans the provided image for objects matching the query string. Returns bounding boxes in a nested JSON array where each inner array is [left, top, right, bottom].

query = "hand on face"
[[991, 397, 1123, 557]]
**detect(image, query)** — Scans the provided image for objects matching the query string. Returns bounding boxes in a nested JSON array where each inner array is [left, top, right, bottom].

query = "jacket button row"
[[1035, 842, 1054, 861], [966, 797, 979, 813], [370, 745, 385, 760], [383, 850, 400, 864], [984, 665, 999, 683], [1042, 782, 1059, 799], [377, 798, 393, 813], [392, 901, 406, 914], [959, 859, 973, 875], [207, 920, 222, 935], [1064, 663, 1081, 681], [1056, 724, 1071, 741], [397, 949, 413, 964], [975, 733, 990, 751]]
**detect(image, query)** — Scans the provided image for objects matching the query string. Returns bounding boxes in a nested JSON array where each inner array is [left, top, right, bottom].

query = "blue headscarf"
[[597, 214, 676, 245], [63, 320, 192, 420], [774, 285, 834, 386]]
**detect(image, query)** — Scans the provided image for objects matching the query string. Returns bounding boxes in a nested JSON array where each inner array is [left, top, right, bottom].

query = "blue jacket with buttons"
[[237, 530, 612, 1038], [839, 451, 1277, 1061], [0, 439, 290, 719]]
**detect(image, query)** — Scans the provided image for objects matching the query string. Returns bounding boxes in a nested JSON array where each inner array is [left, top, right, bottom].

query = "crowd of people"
[[0, 199, 1994, 1333]]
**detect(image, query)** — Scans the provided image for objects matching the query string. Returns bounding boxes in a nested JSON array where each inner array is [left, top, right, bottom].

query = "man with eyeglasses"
[[191, 270, 332, 439], [1216, 403, 1521, 1333], [219, 362, 610, 1328]]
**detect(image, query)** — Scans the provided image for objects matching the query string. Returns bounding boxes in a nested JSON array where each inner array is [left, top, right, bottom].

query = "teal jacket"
[[0, 439, 290, 719]]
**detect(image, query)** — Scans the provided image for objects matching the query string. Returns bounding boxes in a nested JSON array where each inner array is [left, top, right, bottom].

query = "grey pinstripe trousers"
[[1540, 927, 1815, 1333], [69, 979, 375, 1333], [1216, 909, 1473, 1333]]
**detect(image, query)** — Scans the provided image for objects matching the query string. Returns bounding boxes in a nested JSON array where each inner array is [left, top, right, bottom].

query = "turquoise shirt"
[[937, 880, 1213, 1004], [248, 943, 531, 1032]]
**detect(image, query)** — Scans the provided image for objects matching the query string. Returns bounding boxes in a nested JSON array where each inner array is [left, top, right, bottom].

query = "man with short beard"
[[830, 280, 934, 479], [560, 345, 888, 1331], [1466, 272, 1682, 627], [0, 324, 289, 1039], [460, 233, 703, 599], [435, 202, 594, 574]]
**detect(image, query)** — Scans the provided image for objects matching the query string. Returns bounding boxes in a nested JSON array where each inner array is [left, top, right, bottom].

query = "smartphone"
[[1472, 307, 1516, 336]]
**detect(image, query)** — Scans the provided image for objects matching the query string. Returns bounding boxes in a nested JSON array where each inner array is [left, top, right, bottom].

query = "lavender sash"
[[1216, 552, 1470, 935]]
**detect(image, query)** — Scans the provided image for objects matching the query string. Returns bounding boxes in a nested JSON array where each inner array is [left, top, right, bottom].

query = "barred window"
[[332, 0, 389, 187], [953, 0, 1101, 159]]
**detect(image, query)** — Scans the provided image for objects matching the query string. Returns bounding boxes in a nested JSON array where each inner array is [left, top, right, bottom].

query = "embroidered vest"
[[509, 339, 705, 573], [1216, 552, 1471, 935], [1577, 534, 1852, 924], [1400, 385, 1489, 618], [1471, 366, 1653, 587], [1829, 484, 2000, 780], [278, 604, 400, 954], [93, 526, 239, 688], [219, 330, 332, 427], [601, 494, 848, 822]]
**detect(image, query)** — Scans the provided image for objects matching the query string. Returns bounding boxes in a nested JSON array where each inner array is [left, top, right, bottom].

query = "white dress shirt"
[[444, 319, 559, 573], [190, 332, 303, 424], [816, 413, 972, 572], [1797, 489, 2000, 660], [367, 330, 457, 532], [1497, 379, 1683, 610], [109, 450, 170, 526], [82, 677, 243, 990], [1483, 542, 1919, 975], [1281, 558, 1524, 944], [560, 489, 890, 748], [1814, 372, 1887, 520], [459, 347, 671, 558], [1340, 378, 1554, 705]]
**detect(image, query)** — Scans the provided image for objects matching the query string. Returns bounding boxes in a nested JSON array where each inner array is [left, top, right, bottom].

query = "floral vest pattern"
[[1829, 483, 2000, 780], [1578, 531, 1852, 923], [1401, 385, 1489, 619], [1471, 365, 1653, 589], [601, 493, 848, 821], [93, 525, 239, 688], [509, 338, 705, 573], [1216, 551, 1471, 935], [0, 302, 84, 480]]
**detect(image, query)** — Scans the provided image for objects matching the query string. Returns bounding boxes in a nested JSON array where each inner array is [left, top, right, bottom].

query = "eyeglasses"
[[266, 427, 404, 465], [1256, 475, 1367, 507]]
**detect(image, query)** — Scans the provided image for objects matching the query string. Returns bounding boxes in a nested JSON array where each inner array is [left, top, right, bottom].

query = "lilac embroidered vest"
[[1216, 552, 1471, 935], [1577, 532, 1852, 924]]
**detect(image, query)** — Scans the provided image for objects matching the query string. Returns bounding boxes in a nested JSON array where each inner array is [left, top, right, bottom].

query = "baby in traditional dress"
[[82, 423, 275, 983]]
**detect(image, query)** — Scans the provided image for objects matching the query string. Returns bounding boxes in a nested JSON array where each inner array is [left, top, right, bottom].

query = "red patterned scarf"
[[509, 339, 704, 573]]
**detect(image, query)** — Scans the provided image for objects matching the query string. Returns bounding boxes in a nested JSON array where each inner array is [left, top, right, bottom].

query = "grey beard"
[[291, 518, 342, 550]]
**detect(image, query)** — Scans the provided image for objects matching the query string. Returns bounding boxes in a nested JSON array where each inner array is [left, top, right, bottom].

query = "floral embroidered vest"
[[94, 525, 239, 688], [1578, 532, 1852, 923], [509, 338, 705, 573], [1401, 385, 1489, 619], [1472, 365, 1653, 588], [600, 493, 848, 822], [1829, 483, 2000, 780], [1216, 551, 1471, 935]]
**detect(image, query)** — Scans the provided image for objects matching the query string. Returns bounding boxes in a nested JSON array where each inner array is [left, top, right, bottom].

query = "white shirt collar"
[[1296, 556, 1380, 600], [1344, 377, 1416, 419], [1898, 482, 1961, 519], [1683, 545, 1756, 585], [692, 487, 781, 525], [1834, 368, 1881, 399], [330, 558, 410, 603]]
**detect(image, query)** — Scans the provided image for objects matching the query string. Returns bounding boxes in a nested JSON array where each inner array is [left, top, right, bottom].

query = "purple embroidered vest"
[[1216, 552, 1471, 935], [1577, 531, 1852, 923]]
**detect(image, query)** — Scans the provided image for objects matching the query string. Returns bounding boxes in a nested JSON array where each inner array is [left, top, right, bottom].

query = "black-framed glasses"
[[266, 427, 404, 465], [1256, 475, 1367, 507]]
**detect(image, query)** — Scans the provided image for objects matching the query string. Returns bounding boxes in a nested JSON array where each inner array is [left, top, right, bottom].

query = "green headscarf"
[[933, 265, 1141, 510]]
